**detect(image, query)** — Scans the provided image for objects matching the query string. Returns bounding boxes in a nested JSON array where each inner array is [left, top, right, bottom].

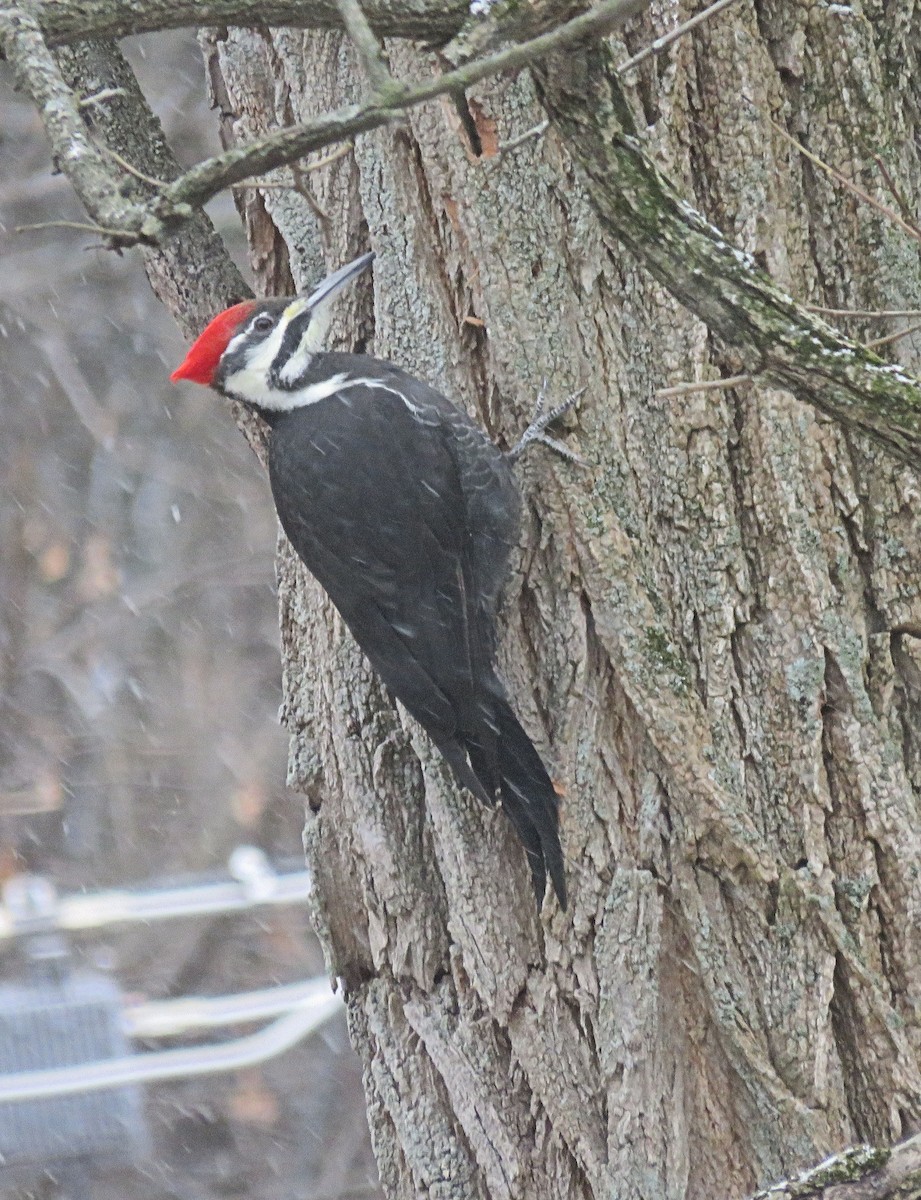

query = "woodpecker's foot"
[[507, 382, 585, 464]]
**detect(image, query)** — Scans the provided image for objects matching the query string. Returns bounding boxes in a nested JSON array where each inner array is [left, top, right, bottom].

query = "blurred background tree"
[[0, 32, 382, 1200]]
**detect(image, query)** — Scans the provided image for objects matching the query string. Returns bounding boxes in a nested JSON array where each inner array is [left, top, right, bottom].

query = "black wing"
[[267, 362, 566, 908], [267, 374, 506, 750]]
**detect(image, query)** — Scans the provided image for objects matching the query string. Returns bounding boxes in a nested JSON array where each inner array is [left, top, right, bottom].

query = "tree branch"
[[751, 1134, 921, 1200], [767, 114, 921, 249], [18, 0, 469, 47], [533, 47, 921, 468], [51, 37, 251, 332], [4, 0, 647, 249], [617, 0, 740, 75], [51, 38, 270, 467], [161, 0, 647, 211], [334, 0, 394, 96], [0, 7, 152, 243]]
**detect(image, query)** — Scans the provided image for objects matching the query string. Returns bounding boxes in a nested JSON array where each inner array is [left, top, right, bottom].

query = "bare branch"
[[533, 48, 921, 467], [77, 86, 126, 108], [303, 142, 356, 172], [162, 101, 394, 211], [99, 143, 168, 189], [864, 321, 921, 351], [655, 374, 752, 398], [750, 1134, 921, 1200], [494, 119, 550, 156], [162, 0, 647, 212], [20, 0, 469, 48], [617, 0, 740, 74], [15, 218, 131, 237], [290, 163, 332, 224], [873, 152, 919, 230], [335, 0, 394, 95], [0, 7, 152, 243], [768, 115, 921, 248]]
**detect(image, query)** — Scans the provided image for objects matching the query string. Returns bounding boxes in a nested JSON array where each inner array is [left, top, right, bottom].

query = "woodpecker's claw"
[[531, 433, 585, 464], [507, 384, 586, 464]]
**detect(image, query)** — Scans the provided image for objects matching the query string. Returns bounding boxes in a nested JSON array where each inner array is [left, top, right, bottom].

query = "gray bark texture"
[[206, 4, 921, 1198]]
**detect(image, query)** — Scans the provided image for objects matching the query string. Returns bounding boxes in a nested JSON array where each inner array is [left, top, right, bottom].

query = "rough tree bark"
[[205, 4, 921, 1197], [7, 1, 921, 1197]]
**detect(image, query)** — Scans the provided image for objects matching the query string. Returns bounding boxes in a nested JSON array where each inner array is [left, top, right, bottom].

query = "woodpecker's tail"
[[490, 700, 567, 910], [438, 700, 567, 910]]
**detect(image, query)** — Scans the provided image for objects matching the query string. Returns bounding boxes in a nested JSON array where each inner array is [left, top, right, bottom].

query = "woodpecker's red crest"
[[170, 301, 257, 385]]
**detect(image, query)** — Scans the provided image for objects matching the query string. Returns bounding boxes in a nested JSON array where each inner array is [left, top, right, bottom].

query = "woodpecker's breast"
[[264, 355, 520, 620]]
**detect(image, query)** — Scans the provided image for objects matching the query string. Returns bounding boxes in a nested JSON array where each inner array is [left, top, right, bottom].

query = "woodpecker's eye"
[[253, 315, 274, 334]]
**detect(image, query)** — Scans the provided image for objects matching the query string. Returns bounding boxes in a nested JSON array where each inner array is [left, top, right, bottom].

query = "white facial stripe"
[[223, 362, 426, 417], [278, 302, 333, 386], [222, 315, 289, 399], [221, 302, 306, 405], [224, 371, 351, 411]]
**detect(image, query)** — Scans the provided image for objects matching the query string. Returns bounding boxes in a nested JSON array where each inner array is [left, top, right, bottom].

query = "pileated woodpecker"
[[171, 252, 576, 910]]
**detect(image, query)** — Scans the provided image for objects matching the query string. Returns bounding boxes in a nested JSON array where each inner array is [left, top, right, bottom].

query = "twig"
[[303, 141, 354, 172], [99, 144, 168, 189], [617, 0, 739, 74], [231, 142, 354, 189], [290, 164, 332, 224], [78, 85, 125, 108], [864, 321, 921, 351], [161, 0, 647, 212], [497, 119, 549, 154], [806, 306, 921, 319], [656, 374, 752, 398], [15, 218, 136, 238], [481, 119, 550, 170], [334, 0, 393, 95], [768, 116, 921, 248], [872, 153, 920, 233]]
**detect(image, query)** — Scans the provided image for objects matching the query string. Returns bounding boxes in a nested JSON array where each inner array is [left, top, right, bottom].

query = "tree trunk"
[[209, 5, 921, 1197]]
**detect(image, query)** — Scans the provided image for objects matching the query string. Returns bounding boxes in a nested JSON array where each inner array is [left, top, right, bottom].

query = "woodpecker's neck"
[[241, 352, 369, 425]]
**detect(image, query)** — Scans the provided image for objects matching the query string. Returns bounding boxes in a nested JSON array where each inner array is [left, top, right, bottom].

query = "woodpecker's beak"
[[305, 250, 374, 311]]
